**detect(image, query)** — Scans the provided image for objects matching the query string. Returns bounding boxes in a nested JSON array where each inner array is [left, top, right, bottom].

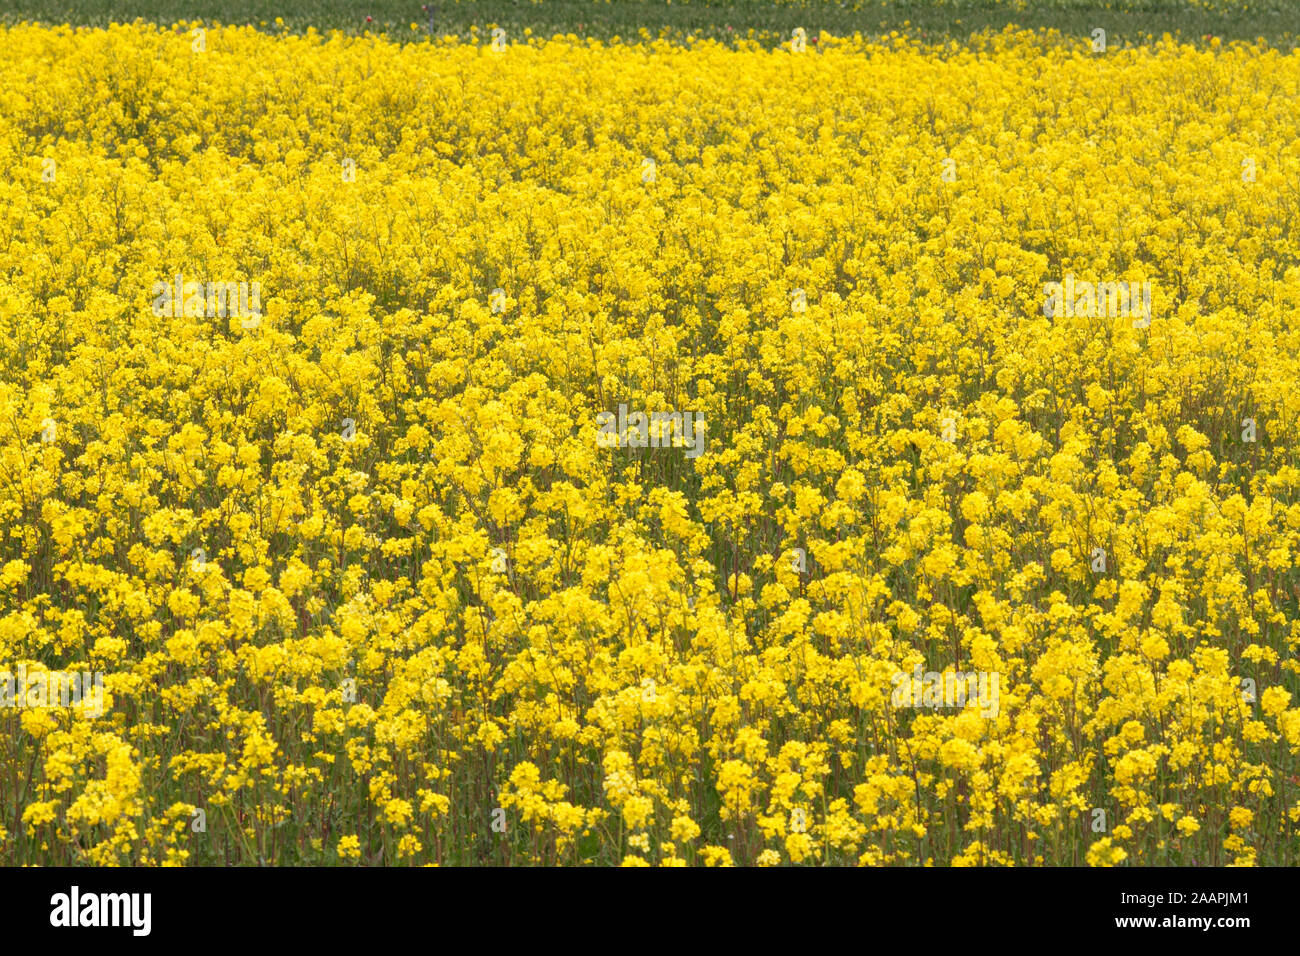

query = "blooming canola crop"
[[0, 23, 1298, 866]]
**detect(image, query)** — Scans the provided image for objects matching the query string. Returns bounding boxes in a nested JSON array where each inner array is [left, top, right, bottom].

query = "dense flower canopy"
[[0, 23, 1298, 865]]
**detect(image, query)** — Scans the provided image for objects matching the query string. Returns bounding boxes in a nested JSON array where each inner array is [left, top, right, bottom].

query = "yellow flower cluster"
[[1, 23, 1298, 866]]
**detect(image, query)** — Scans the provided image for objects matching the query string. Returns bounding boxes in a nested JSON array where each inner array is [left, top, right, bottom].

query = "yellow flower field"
[[1, 22, 1299, 866]]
